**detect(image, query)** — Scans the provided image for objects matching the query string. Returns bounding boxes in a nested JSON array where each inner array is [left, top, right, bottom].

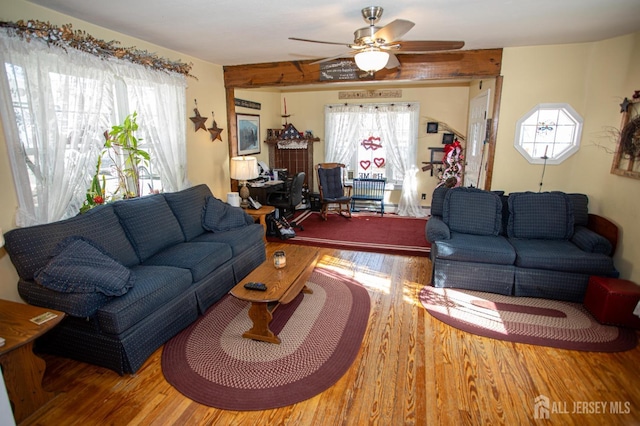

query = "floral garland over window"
[[0, 19, 195, 78]]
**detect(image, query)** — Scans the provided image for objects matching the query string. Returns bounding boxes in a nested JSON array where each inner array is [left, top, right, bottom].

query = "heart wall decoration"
[[361, 136, 382, 151], [360, 160, 371, 170], [374, 158, 385, 168]]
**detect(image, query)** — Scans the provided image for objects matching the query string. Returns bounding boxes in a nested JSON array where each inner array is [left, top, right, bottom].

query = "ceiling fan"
[[289, 6, 465, 74]]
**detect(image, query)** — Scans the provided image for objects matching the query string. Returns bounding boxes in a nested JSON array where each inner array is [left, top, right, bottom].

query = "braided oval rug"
[[420, 285, 637, 352], [162, 268, 370, 410]]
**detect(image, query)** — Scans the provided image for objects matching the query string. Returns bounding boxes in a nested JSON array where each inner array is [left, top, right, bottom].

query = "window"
[[0, 32, 187, 226], [324, 102, 425, 217], [514, 103, 583, 164], [325, 103, 419, 185]]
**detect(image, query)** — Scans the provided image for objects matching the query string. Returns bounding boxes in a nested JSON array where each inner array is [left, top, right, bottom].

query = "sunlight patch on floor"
[[317, 253, 391, 294]]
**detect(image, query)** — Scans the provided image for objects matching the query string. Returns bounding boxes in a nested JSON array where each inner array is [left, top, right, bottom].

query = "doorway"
[[464, 90, 490, 188]]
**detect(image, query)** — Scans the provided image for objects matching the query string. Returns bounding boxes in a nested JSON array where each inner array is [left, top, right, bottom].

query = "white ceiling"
[[26, 0, 640, 67]]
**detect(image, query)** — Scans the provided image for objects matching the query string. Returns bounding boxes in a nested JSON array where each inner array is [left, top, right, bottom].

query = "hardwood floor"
[[20, 243, 640, 425]]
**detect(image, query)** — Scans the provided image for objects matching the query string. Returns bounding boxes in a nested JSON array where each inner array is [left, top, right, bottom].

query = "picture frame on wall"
[[237, 113, 261, 155], [427, 122, 439, 133], [442, 133, 455, 144]]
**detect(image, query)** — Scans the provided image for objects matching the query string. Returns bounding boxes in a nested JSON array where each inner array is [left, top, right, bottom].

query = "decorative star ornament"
[[620, 97, 631, 113], [208, 116, 224, 142], [190, 107, 208, 132]]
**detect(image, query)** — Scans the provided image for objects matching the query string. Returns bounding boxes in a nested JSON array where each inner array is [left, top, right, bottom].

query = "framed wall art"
[[442, 133, 455, 144], [237, 113, 261, 155]]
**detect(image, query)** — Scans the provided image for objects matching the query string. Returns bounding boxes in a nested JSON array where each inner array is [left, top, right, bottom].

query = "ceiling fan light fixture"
[[354, 48, 389, 73]]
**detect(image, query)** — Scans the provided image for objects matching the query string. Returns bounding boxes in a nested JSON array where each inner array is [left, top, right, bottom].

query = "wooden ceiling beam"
[[223, 49, 502, 89]]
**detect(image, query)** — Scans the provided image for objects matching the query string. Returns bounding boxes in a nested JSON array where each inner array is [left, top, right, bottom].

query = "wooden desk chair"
[[315, 163, 352, 220]]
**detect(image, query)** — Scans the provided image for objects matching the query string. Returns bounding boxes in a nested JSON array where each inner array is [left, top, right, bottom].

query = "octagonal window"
[[514, 103, 583, 164]]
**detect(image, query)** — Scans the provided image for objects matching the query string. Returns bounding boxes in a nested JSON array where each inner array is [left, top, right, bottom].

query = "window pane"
[[514, 103, 583, 164]]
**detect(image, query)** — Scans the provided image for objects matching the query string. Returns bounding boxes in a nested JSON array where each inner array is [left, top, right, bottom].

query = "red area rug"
[[161, 267, 370, 410], [419, 286, 638, 352], [269, 211, 430, 257]]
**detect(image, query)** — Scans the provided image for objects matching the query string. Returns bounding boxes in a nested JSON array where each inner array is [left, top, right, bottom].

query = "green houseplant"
[[104, 111, 150, 199], [80, 112, 150, 213]]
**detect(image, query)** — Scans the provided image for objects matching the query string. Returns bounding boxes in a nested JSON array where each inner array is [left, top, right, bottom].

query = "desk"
[[0, 300, 64, 423], [245, 205, 276, 242], [248, 180, 284, 204]]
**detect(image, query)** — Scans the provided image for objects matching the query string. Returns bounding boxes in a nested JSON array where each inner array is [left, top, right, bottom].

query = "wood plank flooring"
[[19, 243, 640, 425]]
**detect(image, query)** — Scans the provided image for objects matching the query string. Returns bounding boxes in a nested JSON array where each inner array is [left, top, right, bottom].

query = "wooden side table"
[[0, 300, 64, 423], [245, 205, 275, 242]]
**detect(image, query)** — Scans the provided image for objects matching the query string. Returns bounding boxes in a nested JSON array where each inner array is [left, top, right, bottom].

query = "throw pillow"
[[35, 236, 135, 296], [202, 196, 251, 232]]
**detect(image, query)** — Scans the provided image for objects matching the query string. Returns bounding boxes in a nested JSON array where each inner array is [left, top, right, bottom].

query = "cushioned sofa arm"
[[571, 226, 613, 255], [426, 217, 451, 242]]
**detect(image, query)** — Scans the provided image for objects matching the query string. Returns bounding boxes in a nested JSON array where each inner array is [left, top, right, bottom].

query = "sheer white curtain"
[[324, 104, 360, 164], [324, 102, 424, 217], [115, 62, 188, 192], [0, 30, 114, 226], [377, 104, 425, 217]]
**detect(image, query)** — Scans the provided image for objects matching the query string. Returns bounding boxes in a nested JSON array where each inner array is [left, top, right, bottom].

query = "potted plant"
[[79, 155, 107, 213], [103, 111, 150, 199], [80, 112, 151, 213]]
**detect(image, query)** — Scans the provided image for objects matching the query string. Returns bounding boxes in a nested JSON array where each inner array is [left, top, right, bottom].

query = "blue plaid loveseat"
[[426, 187, 616, 302], [3, 184, 265, 374]]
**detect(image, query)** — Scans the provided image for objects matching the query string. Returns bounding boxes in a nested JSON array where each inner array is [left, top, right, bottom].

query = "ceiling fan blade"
[[289, 37, 351, 47], [385, 53, 400, 69], [394, 40, 465, 52], [374, 19, 415, 43], [310, 51, 356, 65]]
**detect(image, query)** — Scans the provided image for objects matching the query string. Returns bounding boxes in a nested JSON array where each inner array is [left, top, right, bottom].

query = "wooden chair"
[[315, 163, 352, 220]]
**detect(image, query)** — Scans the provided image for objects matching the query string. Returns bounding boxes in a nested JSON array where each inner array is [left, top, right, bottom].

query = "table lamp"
[[230, 156, 259, 208]]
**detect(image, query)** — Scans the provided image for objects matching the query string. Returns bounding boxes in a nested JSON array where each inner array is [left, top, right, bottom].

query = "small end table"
[[0, 299, 64, 423], [245, 205, 275, 242]]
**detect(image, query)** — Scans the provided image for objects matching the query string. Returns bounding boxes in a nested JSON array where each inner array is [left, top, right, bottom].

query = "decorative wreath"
[[620, 115, 640, 159]]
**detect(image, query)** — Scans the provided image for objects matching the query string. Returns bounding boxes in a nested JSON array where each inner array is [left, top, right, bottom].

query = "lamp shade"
[[230, 156, 259, 181], [354, 49, 389, 73]]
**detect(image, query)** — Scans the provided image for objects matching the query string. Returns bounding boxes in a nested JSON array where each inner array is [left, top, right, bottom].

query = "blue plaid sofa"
[[426, 187, 617, 302], [3, 184, 265, 374]]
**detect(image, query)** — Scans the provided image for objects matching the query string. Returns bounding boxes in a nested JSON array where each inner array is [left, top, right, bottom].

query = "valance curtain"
[[324, 102, 425, 217], [0, 29, 187, 226]]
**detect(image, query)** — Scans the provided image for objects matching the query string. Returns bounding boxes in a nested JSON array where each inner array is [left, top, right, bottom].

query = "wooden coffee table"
[[230, 245, 319, 344]]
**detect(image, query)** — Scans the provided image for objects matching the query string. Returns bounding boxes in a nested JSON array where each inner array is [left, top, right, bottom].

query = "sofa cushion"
[[192, 224, 264, 256], [113, 194, 185, 262], [143, 242, 233, 282], [509, 238, 614, 275], [3, 204, 139, 280], [202, 196, 253, 232], [164, 184, 213, 241], [430, 186, 450, 217], [508, 191, 574, 240], [443, 187, 502, 236], [433, 232, 516, 265], [96, 265, 193, 335], [34, 236, 134, 297], [567, 193, 589, 227]]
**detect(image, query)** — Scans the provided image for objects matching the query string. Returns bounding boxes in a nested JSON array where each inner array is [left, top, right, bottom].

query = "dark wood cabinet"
[[264, 135, 320, 191]]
